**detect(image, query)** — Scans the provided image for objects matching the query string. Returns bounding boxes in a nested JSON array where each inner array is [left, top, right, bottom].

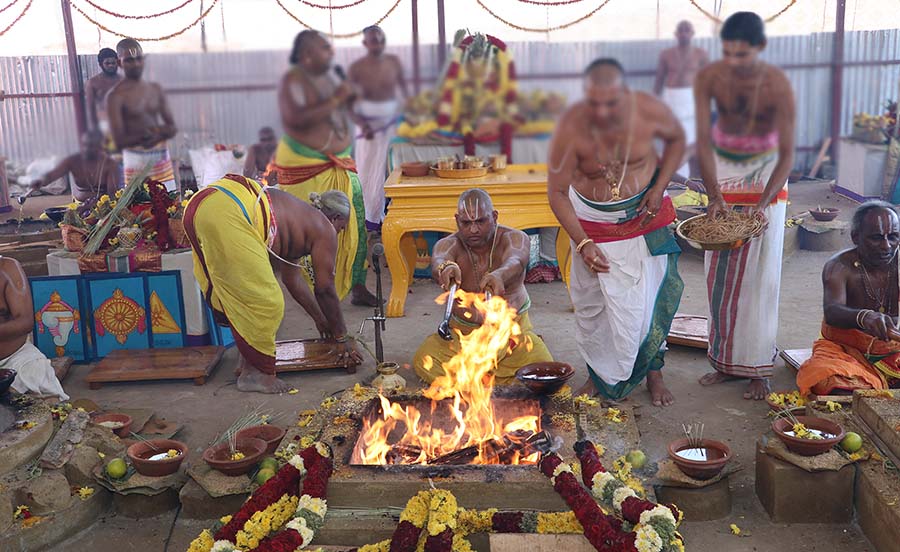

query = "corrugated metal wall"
[[2, 30, 898, 168]]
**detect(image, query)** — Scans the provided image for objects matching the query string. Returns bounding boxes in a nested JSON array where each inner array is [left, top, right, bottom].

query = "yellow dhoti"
[[184, 174, 283, 374], [413, 310, 553, 384], [272, 136, 366, 299]]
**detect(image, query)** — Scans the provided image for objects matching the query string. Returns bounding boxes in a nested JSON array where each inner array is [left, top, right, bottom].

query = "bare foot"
[[351, 284, 379, 307], [236, 368, 292, 394], [698, 371, 741, 386], [743, 378, 771, 400], [646, 371, 674, 406], [575, 378, 598, 398]]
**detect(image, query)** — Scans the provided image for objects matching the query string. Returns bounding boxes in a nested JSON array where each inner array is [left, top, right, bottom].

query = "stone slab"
[[854, 392, 900, 463], [15, 469, 72, 515], [654, 478, 732, 521], [0, 408, 53, 477], [754, 441, 855, 523], [0, 485, 111, 552], [64, 445, 100, 487], [113, 487, 180, 518], [489, 534, 595, 552], [856, 460, 900, 552], [179, 478, 248, 520], [187, 462, 254, 498]]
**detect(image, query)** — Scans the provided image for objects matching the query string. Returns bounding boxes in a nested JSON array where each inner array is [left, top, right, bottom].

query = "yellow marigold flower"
[[320, 396, 337, 409], [730, 523, 742, 535], [536, 511, 582, 534], [399, 491, 431, 527], [187, 529, 214, 552], [574, 394, 599, 407], [605, 407, 624, 423], [220, 514, 233, 524], [230, 451, 245, 461], [297, 415, 313, 428], [76, 487, 94, 500], [287, 388, 298, 395], [825, 400, 843, 412], [97, 451, 106, 459]]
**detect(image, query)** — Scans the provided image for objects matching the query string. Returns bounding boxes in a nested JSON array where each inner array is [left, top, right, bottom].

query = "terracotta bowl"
[[809, 207, 840, 222], [400, 162, 430, 177], [236, 425, 286, 455], [516, 362, 575, 395], [126, 439, 188, 477], [203, 437, 267, 476], [772, 415, 844, 456], [92, 413, 133, 438], [0, 368, 15, 396], [668, 438, 731, 480]]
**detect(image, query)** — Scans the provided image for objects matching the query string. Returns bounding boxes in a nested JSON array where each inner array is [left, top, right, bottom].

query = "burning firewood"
[[386, 444, 424, 464], [429, 445, 480, 465]]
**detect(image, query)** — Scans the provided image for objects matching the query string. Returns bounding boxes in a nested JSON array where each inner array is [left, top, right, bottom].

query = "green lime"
[[255, 468, 276, 486], [841, 432, 863, 453], [106, 458, 127, 479], [259, 457, 278, 471], [626, 450, 647, 470]]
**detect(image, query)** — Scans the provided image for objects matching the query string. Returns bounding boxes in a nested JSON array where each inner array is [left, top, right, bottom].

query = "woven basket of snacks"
[[116, 227, 143, 250], [60, 224, 88, 252]]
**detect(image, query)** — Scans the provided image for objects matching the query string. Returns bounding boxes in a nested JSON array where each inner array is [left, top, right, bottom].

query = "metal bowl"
[[44, 207, 68, 224], [675, 213, 765, 251]]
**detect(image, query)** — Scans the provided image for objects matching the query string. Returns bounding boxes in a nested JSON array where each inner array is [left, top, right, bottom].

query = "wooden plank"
[[275, 339, 360, 374], [780, 348, 812, 371], [84, 346, 223, 387], [667, 314, 708, 349], [807, 137, 832, 178]]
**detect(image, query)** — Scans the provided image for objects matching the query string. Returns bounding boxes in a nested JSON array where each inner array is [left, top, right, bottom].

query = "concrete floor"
[[14, 183, 880, 551]]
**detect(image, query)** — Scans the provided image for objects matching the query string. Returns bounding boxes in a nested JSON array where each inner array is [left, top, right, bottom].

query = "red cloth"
[[578, 196, 676, 243]]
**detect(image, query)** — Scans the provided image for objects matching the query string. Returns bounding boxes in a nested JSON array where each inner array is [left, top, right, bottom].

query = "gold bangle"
[[437, 261, 459, 274], [575, 238, 593, 254]]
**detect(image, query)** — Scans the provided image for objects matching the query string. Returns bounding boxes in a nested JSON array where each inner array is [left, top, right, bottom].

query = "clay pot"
[[235, 425, 286, 456], [92, 413, 133, 438], [668, 438, 731, 480], [203, 437, 267, 476], [0, 368, 15, 397], [400, 162, 429, 177], [772, 416, 845, 456], [127, 439, 188, 477], [372, 362, 406, 393], [515, 362, 575, 395], [809, 207, 840, 222]]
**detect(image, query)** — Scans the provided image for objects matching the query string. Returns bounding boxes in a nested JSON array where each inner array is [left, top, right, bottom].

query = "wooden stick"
[[807, 137, 832, 178]]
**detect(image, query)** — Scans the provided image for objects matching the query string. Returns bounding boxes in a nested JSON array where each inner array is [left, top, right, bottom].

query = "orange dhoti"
[[796, 322, 900, 396]]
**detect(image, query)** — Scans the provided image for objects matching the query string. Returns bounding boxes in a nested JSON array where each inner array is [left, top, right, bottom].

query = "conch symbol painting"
[[94, 288, 146, 345], [35, 291, 81, 357]]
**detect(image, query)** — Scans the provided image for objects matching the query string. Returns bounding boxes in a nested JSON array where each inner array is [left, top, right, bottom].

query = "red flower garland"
[[214, 446, 320, 542], [491, 512, 525, 533], [254, 449, 334, 552], [539, 453, 636, 552], [424, 529, 453, 552], [389, 520, 420, 552], [574, 440, 680, 525]]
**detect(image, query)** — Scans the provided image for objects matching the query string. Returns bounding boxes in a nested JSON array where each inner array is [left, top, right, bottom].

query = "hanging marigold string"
[[475, 0, 613, 33], [80, 0, 196, 20], [298, 0, 369, 9], [274, 0, 402, 39], [0, 0, 19, 17], [69, 0, 219, 41], [688, 0, 798, 24], [0, 0, 33, 37]]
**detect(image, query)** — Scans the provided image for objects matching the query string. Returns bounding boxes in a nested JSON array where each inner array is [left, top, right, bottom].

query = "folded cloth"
[[7, 341, 69, 400], [123, 142, 176, 191]]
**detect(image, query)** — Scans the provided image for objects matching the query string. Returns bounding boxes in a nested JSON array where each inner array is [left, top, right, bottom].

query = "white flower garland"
[[297, 494, 327, 518], [639, 505, 676, 528], [634, 524, 664, 552], [286, 517, 315, 544], [211, 541, 236, 552], [550, 462, 573, 486], [590, 472, 617, 501], [288, 455, 307, 473], [612, 486, 637, 513]]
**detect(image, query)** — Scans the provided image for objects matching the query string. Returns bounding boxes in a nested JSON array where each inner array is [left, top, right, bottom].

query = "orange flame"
[[352, 290, 540, 465]]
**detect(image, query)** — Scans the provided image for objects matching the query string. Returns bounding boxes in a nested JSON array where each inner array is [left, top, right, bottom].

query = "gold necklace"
[[591, 92, 635, 201], [460, 229, 498, 284]]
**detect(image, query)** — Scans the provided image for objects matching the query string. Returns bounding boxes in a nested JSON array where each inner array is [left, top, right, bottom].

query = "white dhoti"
[[6, 341, 69, 400], [354, 99, 399, 231], [661, 86, 696, 178], [704, 143, 787, 378], [567, 185, 683, 400], [123, 142, 176, 192]]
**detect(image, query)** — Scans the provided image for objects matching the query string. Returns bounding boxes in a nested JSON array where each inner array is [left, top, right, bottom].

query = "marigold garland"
[[69, 0, 219, 41], [0, 0, 33, 37], [475, 0, 613, 33], [81, 0, 195, 20], [687, 0, 798, 24], [274, 0, 402, 39]]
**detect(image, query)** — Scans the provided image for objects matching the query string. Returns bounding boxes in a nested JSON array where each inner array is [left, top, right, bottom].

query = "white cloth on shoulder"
[[7, 341, 69, 401]]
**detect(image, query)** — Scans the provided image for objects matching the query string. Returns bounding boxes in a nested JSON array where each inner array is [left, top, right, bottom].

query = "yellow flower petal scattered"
[[730, 523, 742, 535], [287, 388, 298, 395], [825, 400, 843, 412], [574, 394, 599, 407]]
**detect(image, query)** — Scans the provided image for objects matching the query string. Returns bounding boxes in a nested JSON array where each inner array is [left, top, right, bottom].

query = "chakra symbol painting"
[[94, 288, 146, 344]]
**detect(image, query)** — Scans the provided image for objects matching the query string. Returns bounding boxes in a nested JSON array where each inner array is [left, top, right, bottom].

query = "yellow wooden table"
[[382, 163, 570, 317]]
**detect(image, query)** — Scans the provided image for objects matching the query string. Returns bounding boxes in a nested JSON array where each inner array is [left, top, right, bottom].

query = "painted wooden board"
[[275, 339, 360, 374], [667, 314, 709, 349], [30, 275, 90, 362], [84, 346, 224, 389], [780, 348, 812, 371]]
